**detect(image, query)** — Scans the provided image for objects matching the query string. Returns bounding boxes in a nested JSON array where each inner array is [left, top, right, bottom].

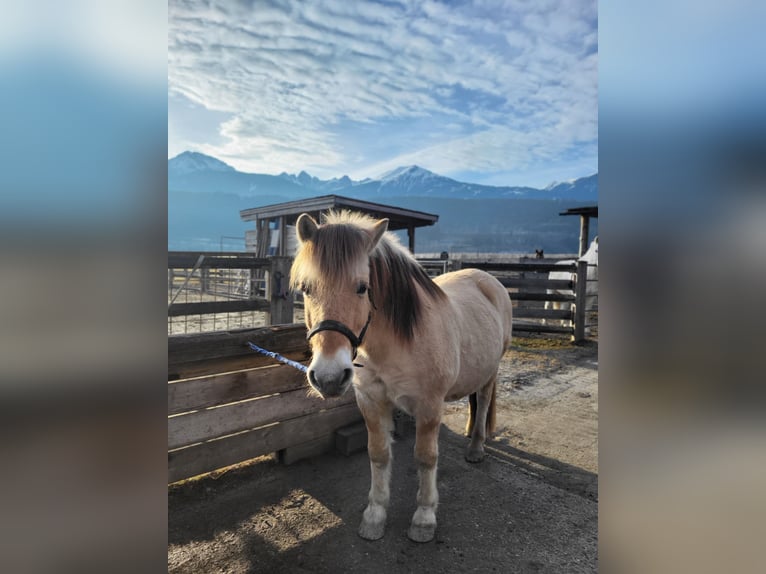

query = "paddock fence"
[[455, 259, 598, 340], [167, 251, 597, 482]]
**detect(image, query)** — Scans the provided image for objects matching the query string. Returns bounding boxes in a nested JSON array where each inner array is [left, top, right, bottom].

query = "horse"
[[544, 236, 598, 326], [290, 211, 513, 543]]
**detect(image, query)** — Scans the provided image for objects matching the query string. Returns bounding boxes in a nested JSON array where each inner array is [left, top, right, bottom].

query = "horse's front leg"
[[408, 412, 441, 543], [356, 393, 394, 541]]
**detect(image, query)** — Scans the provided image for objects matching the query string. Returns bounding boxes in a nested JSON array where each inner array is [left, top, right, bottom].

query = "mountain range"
[[168, 151, 598, 253], [169, 151, 598, 202]]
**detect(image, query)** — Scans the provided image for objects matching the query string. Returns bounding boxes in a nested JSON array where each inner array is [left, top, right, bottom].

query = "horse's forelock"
[[291, 219, 370, 294]]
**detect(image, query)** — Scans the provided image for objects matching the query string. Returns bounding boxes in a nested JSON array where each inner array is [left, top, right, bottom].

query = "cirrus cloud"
[[169, 0, 597, 186]]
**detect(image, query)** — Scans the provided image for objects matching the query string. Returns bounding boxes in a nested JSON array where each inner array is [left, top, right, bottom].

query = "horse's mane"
[[291, 210, 446, 342]]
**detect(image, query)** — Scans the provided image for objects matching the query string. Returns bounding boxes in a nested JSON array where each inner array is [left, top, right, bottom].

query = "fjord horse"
[[290, 211, 513, 543]]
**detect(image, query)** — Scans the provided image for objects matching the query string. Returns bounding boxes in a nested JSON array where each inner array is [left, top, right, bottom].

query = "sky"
[[168, 0, 597, 188]]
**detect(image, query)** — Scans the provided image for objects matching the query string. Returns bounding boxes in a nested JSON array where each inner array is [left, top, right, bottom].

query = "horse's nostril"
[[343, 368, 353, 382], [308, 369, 318, 387]]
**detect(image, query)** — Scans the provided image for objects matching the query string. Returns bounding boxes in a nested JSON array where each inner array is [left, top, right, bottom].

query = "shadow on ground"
[[169, 423, 597, 574]]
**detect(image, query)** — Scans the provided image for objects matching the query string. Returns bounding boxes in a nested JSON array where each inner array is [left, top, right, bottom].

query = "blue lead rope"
[[247, 342, 308, 373]]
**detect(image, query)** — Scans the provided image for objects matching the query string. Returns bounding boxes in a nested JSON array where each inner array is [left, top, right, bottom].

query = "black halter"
[[306, 311, 372, 364]]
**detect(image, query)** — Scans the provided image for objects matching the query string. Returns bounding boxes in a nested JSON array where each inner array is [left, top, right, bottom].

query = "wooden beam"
[[167, 299, 270, 317], [168, 253, 271, 269], [573, 259, 588, 342], [498, 277, 574, 290], [579, 215, 590, 258], [463, 262, 577, 273], [513, 323, 573, 334], [510, 292, 575, 302], [169, 349, 311, 382], [168, 387, 356, 450], [168, 323, 307, 367], [168, 403, 362, 483], [514, 308, 572, 320], [168, 362, 309, 415]]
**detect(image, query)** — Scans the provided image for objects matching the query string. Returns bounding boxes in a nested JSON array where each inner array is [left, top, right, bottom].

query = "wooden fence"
[[168, 324, 361, 483], [458, 260, 595, 340], [167, 253, 597, 482]]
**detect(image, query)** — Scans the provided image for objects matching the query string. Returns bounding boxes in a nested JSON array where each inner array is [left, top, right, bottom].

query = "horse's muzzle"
[[307, 367, 353, 398]]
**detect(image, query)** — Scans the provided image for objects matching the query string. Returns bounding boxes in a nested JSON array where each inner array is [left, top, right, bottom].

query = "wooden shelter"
[[559, 206, 598, 257], [240, 195, 439, 255]]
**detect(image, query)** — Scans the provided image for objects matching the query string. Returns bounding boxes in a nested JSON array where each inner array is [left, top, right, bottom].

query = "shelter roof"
[[240, 194, 438, 230]]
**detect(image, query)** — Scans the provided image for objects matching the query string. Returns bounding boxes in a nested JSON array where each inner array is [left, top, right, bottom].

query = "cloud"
[[168, 0, 597, 182]]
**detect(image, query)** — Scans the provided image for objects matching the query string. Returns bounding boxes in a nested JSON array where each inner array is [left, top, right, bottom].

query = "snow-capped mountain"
[[169, 151, 236, 176], [544, 174, 598, 199], [168, 152, 598, 253], [167, 152, 597, 202]]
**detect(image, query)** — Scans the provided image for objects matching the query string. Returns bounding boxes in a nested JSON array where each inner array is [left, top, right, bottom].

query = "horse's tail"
[[486, 378, 497, 437]]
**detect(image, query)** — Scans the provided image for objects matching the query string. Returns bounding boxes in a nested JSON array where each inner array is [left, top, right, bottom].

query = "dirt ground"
[[169, 335, 598, 573]]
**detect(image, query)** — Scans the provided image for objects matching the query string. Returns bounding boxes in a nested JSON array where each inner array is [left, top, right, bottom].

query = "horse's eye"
[[356, 283, 368, 295], [301, 283, 311, 296]]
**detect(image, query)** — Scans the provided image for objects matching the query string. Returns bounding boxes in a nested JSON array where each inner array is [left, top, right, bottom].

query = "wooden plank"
[[168, 299, 270, 317], [168, 362, 309, 415], [463, 262, 576, 273], [510, 292, 575, 302], [168, 323, 308, 368], [168, 386, 356, 450], [168, 349, 311, 381], [168, 253, 271, 269], [513, 323, 574, 334], [514, 308, 572, 320], [498, 277, 573, 290], [168, 403, 362, 483]]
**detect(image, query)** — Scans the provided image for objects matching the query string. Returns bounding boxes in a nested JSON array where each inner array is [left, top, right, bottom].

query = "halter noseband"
[[306, 311, 372, 364]]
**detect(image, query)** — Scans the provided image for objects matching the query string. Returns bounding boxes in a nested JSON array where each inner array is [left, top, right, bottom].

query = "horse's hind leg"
[[357, 394, 394, 541], [465, 373, 497, 463], [408, 410, 441, 543]]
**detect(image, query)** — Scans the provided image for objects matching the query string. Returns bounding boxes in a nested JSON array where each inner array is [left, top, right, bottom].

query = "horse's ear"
[[366, 218, 389, 251], [296, 214, 319, 243]]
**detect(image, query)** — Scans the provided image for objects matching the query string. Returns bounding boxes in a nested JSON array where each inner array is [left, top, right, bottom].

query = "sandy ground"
[[168, 335, 598, 573]]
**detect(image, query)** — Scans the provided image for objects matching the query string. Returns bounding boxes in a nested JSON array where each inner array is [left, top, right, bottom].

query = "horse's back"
[[435, 268, 513, 348]]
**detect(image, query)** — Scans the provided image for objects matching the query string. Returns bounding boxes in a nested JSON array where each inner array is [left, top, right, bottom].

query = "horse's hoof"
[[465, 446, 485, 463], [408, 523, 436, 543], [358, 520, 386, 541]]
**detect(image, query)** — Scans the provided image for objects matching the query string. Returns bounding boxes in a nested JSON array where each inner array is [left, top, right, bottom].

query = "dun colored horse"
[[290, 211, 513, 542]]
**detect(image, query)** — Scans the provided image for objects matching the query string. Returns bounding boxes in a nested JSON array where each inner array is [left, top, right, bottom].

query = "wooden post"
[[268, 256, 294, 325], [579, 215, 590, 258], [573, 259, 588, 343]]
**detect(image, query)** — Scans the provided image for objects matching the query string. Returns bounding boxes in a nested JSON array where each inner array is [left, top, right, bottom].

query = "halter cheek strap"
[[306, 311, 372, 364]]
